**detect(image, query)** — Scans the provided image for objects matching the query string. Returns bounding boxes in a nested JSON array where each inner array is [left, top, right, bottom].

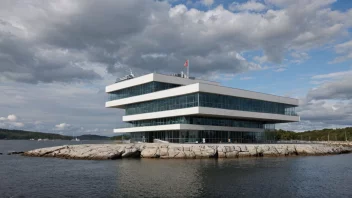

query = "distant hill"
[[1, 127, 350, 141], [0, 128, 116, 140], [275, 127, 352, 141], [77, 134, 110, 140], [110, 134, 130, 140], [0, 128, 70, 140]]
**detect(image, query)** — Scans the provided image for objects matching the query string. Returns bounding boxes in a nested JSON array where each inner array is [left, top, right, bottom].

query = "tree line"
[[0, 128, 130, 140], [0, 128, 71, 140], [275, 127, 352, 141], [1, 127, 351, 141]]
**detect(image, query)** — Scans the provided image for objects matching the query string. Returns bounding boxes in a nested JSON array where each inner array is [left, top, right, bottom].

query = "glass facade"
[[125, 93, 297, 116], [129, 130, 277, 143], [119, 116, 266, 129], [108, 82, 180, 101], [199, 93, 297, 116], [125, 94, 198, 115]]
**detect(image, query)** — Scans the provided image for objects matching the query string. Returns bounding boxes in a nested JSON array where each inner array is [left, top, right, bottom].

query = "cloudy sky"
[[1, 0, 352, 136]]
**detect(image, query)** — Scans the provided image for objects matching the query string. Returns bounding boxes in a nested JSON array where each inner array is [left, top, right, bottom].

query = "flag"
[[184, 60, 189, 67]]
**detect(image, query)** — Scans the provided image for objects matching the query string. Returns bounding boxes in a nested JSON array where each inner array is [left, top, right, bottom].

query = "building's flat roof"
[[106, 73, 220, 93]]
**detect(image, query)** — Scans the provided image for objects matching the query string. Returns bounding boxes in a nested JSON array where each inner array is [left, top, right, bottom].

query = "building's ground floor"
[[129, 130, 277, 143]]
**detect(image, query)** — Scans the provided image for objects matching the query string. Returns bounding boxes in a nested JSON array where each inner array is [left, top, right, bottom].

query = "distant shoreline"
[[23, 142, 352, 160], [0, 128, 127, 141]]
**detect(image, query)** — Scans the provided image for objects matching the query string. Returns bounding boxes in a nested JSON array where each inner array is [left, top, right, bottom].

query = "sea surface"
[[0, 140, 351, 198]]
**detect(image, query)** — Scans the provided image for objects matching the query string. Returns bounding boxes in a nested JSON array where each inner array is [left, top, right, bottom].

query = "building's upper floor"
[[106, 72, 220, 93], [106, 73, 298, 105]]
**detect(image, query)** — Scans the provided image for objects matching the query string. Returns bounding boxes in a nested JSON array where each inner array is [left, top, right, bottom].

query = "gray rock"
[[141, 147, 158, 158], [226, 151, 239, 158], [22, 143, 352, 160], [122, 148, 139, 158], [184, 151, 196, 159]]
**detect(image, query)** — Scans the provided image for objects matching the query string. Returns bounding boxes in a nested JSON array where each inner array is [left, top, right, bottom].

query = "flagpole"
[[187, 59, 189, 78]]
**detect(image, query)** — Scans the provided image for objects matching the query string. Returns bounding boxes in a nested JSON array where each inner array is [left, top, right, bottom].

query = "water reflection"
[[113, 156, 352, 198], [114, 158, 292, 198], [114, 159, 203, 197]]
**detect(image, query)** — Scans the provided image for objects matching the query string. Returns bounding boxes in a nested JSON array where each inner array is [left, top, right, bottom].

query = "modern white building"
[[106, 73, 299, 143]]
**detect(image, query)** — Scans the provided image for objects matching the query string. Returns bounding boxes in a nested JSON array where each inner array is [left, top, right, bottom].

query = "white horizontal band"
[[106, 83, 199, 108], [114, 124, 265, 133], [122, 107, 300, 122], [106, 83, 298, 108]]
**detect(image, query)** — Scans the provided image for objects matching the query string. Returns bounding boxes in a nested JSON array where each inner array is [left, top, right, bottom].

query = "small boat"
[[71, 131, 80, 141], [71, 137, 80, 142], [29, 138, 35, 141], [37, 139, 42, 141]]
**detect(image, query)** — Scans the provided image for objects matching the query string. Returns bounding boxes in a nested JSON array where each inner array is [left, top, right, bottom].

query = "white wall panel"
[[122, 107, 199, 121], [106, 73, 154, 93], [105, 83, 199, 108]]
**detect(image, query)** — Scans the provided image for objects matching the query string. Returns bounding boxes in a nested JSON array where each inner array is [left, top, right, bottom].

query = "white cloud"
[[54, 123, 71, 130], [277, 120, 351, 132], [307, 78, 352, 100], [265, 0, 337, 8], [202, 0, 214, 6], [0, 114, 18, 122], [11, 122, 24, 127], [229, 0, 267, 12], [330, 54, 352, 64], [290, 52, 310, 64], [274, 67, 286, 72], [312, 70, 352, 79], [330, 40, 352, 63], [7, 114, 17, 121], [307, 70, 352, 100], [335, 40, 352, 53], [290, 69, 352, 130], [0, 114, 24, 128], [253, 55, 269, 64]]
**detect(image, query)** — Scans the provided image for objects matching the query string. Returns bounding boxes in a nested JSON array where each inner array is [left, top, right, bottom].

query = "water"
[[1, 140, 351, 198]]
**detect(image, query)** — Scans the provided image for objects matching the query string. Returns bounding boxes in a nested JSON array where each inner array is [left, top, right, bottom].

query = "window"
[[108, 82, 180, 101], [118, 116, 265, 129], [125, 92, 297, 116]]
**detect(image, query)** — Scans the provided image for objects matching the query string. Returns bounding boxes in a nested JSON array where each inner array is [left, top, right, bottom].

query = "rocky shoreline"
[[22, 143, 352, 160]]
